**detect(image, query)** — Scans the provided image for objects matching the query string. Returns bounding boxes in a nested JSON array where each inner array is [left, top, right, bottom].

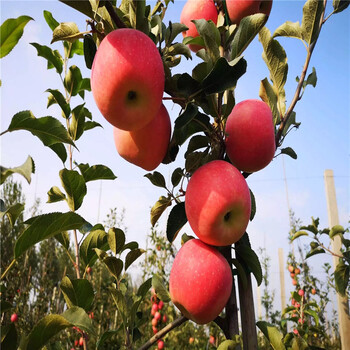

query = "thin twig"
[[137, 316, 188, 350]]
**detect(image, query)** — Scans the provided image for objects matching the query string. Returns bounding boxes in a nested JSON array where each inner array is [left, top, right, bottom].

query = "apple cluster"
[[150, 289, 167, 349], [91, 28, 170, 171]]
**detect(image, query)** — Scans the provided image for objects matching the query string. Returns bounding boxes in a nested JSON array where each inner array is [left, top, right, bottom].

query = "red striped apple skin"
[[224, 99, 276, 173], [180, 0, 218, 52], [226, 0, 273, 25], [169, 239, 232, 324], [113, 104, 171, 171], [185, 160, 251, 246], [91, 28, 164, 131]]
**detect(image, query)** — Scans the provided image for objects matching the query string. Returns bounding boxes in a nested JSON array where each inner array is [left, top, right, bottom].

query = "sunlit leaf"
[[51, 22, 83, 43], [30, 42, 63, 74], [301, 0, 324, 45], [256, 321, 286, 350], [150, 196, 172, 227], [0, 155, 35, 185], [152, 274, 171, 302], [166, 202, 187, 243]]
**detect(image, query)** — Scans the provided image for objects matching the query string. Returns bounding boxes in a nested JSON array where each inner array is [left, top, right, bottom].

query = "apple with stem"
[[185, 160, 251, 246], [225, 99, 276, 173], [180, 0, 218, 52], [226, 0, 273, 25], [113, 104, 171, 171], [169, 239, 232, 324], [91, 28, 165, 131]]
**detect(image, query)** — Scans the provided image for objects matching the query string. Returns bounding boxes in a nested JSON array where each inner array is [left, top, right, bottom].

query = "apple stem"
[[137, 315, 188, 350]]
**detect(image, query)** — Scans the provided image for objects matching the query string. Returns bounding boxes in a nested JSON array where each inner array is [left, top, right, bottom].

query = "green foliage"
[[0, 15, 33, 58]]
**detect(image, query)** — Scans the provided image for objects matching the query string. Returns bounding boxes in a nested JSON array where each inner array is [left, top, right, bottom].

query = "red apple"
[[311, 288, 316, 295], [158, 300, 164, 310], [292, 279, 297, 286], [209, 335, 215, 345], [293, 329, 299, 335], [298, 289, 304, 297], [189, 337, 195, 344], [290, 272, 295, 278], [113, 104, 171, 171], [79, 337, 84, 346], [10, 313, 18, 323], [151, 317, 158, 326], [86, 267, 92, 274], [226, 0, 273, 25], [169, 239, 232, 324], [152, 326, 158, 334], [154, 311, 161, 321], [185, 160, 251, 246], [180, 0, 218, 52], [158, 340, 164, 349], [162, 314, 167, 323], [91, 28, 164, 131], [294, 268, 301, 275], [225, 99, 275, 173], [288, 265, 294, 273]]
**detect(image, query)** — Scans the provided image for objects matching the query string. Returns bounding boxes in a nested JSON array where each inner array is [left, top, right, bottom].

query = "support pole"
[[278, 248, 286, 311], [324, 169, 350, 350]]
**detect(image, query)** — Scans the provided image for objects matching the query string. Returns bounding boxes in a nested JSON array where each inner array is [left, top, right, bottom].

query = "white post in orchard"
[[324, 169, 350, 350]]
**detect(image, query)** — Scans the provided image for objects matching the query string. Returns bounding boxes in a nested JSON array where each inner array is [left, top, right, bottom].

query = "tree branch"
[[105, 0, 126, 28], [137, 316, 188, 350]]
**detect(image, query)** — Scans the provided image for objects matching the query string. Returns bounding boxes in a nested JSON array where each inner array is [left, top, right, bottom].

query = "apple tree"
[[1, 0, 349, 349]]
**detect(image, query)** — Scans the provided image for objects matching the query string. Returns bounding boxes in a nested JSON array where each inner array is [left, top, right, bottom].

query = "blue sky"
[[1, 0, 349, 317]]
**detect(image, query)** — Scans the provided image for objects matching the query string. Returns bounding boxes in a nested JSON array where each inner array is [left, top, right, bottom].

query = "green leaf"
[[49, 143, 68, 163], [0, 155, 35, 185], [80, 229, 108, 267], [152, 274, 171, 302], [122, 241, 139, 251], [60, 276, 94, 311], [299, 223, 318, 234], [301, 0, 324, 45], [46, 89, 70, 119], [68, 39, 84, 58], [185, 135, 209, 157], [15, 212, 87, 258], [1, 300, 13, 313], [55, 231, 70, 250], [102, 256, 124, 280], [166, 202, 187, 243], [47, 186, 66, 204], [0, 203, 24, 227], [304, 309, 319, 326], [64, 65, 82, 97], [273, 21, 303, 40], [8, 111, 74, 147], [83, 34, 96, 69], [291, 230, 309, 241], [144, 171, 166, 188], [110, 288, 127, 326], [330, 225, 345, 239], [1, 323, 17, 350], [175, 103, 198, 129], [168, 43, 191, 59], [171, 168, 183, 187], [202, 56, 247, 95], [217, 339, 241, 350], [137, 277, 152, 297], [97, 331, 119, 350], [256, 321, 286, 350], [177, 73, 201, 96], [193, 19, 220, 62], [231, 14, 267, 59], [165, 22, 188, 46], [77, 163, 117, 182], [59, 169, 87, 211], [69, 104, 86, 141], [291, 337, 309, 350], [249, 190, 256, 221], [84, 120, 102, 132], [333, 0, 350, 13], [306, 247, 325, 259], [259, 27, 288, 116], [0, 15, 33, 58], [232, 258, 248, 289], [150, 196, 172, 227], [125, 249, 145, 271], [236, 244, 263, 286], [30, 42, 63, 74], [43, 10, 59, 31], [107, 228, 126, 255], [334, 260, 349, 296], [305, 67, 317, 87], [259, 78, 280, 125], [62, 306, 95, 335], [51, 22, 83, 43], [281, 147, 297, 160]]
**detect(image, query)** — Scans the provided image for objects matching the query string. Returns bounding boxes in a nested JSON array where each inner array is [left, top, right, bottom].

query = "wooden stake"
[[324, 169, 350, 350], [278, 248, 286, 311]]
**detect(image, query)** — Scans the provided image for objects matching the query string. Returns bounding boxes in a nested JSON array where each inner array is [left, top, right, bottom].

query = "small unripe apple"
[[79, 337, 84, 346], [291, 298, 296, 306], [288, 265, 294, 273], [290, 272, 295, 278], [74, 340, 79, 347], [91, 28, 164, 131], [10, 313, 18, 323], [169, 239, 232, 324], [298, 318, 305, 324], [152, 303, 159, 313], [158, 340, 164, 349], [295, 302, 301, 308], [158, 300, 164, 310], [154, 311, 161, 321], [189, 337, 195, 344], [162, 314, 167, 323], [225, 99, 275, 173], [226, 0, 273, 25], [311, 288, 316, 295], [293, 329, 299, 335], [180, 0, 218, 52], [298, 289, 304, 297], [294, 268, 301, 275], [113, 104, 171, 171], [292, 279, 297, 286], [86, 267, 92, 274], [151, 317, 158, 326], [185, 160, 251, 246]]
